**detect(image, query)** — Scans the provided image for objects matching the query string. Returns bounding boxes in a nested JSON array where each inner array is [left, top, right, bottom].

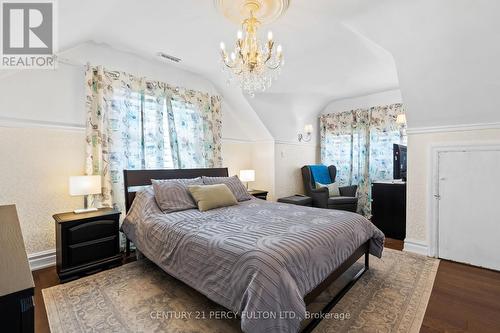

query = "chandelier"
[[219, 8, 284, 96]]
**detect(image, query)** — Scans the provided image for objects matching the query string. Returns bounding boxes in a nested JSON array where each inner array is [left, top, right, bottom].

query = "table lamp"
[[69, 175, 101, 213], [239, 170, 255, 190]]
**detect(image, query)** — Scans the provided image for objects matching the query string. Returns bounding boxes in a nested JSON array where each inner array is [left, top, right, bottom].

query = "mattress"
[[122, 188, 384, 333]]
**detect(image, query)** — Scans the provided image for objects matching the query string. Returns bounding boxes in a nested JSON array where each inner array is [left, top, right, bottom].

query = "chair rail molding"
[[0, 116, 85, 132], [407, 122, 500, 135]]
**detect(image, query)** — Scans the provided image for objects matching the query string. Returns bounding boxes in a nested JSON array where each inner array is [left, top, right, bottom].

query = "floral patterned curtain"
[[85, 65, 222, 212], [165, 86, 223, 169], [320, 103, 407, 217]]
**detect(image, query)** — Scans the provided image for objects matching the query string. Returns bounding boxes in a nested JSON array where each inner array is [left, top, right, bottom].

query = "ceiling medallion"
[[216, 0, 288, 96]]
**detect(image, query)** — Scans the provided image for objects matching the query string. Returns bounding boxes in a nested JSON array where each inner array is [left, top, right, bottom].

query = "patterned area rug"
[[43, 249, 438, 333]]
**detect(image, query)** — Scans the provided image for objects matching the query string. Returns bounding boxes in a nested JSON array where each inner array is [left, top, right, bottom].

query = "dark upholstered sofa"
[[301, 165, 358, 212]]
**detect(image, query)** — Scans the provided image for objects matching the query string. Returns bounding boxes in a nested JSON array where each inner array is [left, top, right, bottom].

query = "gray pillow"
[[202, 175, 253, 202], [316, 181, 340, 197], [152, 177, 203, 212]]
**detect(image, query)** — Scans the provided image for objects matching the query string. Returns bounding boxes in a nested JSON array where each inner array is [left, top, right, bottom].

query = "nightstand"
[[248, 189, 268, 200], [53, 208, 122, 282]]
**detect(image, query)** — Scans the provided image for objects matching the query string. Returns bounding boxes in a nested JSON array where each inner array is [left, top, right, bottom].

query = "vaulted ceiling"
[[53, 0, 500, 140]]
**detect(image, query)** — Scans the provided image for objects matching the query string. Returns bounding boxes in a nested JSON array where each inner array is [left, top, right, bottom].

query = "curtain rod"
[[55, 57, 216, 97]]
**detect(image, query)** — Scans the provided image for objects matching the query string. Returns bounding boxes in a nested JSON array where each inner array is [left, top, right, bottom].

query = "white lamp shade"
[[69, 176, 102, 196], [304, 124, 313, 134], [396, 114, 407, 124], [239, 170, 255, 182]]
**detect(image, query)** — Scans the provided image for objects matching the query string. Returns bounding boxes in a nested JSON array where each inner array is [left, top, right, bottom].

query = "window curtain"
[[166, 87, 223, 169], [320, 103, 407, 217], [85, 65, 222, 211]]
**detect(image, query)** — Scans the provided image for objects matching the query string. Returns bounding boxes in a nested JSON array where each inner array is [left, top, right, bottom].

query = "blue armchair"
[[301, 165, 358, 212]]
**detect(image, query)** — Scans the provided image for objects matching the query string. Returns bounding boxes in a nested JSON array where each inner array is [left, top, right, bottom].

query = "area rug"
[[43, 249, 439, 333]]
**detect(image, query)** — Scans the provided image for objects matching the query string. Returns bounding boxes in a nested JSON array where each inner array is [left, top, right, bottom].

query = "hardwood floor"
[[421, 260, 500, 333], [33, 266, 58, 333], [33, 243, 500, 333], [384, 237, 404, 251]]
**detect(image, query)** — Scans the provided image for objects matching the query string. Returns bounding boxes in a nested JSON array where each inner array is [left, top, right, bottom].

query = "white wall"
[[274, 142, 319, 200], [406, 128, 500, 251], [250, 141, 276, 201], [0, 127, 85, 254], [222, 140, 276, 200], [344, 0, 500, 130]]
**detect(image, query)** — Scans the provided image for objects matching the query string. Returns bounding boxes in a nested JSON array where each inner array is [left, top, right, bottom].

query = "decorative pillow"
[[316, 181, 340, 197], [188, 184, 238, 212], [202, 175, 253, 202], [152, 177, 203, 212]]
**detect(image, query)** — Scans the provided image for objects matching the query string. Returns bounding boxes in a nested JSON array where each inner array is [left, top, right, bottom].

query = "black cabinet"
[[371, 181, 406, 240], [0, 205, 35, 333], [0, 289, 34, 333], [53, 208, 122, 282]]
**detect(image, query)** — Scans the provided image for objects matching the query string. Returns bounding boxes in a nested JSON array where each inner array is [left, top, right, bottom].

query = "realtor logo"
[[1, 0, 56, 69]]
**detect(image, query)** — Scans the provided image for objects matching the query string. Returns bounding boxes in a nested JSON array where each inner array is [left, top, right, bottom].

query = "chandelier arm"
[[222, 58, 237, 69], [264, 52, 272, 64], [239, 50, 246, 65], [266, 62, 282, 70]]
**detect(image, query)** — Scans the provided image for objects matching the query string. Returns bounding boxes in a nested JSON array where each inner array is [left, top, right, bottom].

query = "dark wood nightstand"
[[53, 208, 122, 282], [248, 189, 268, 200]]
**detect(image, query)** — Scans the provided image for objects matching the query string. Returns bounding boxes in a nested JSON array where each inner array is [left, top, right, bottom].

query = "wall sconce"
[[298, 124, 313, 142], [396, 114, 406, 140], [396, 114, 406, 124]]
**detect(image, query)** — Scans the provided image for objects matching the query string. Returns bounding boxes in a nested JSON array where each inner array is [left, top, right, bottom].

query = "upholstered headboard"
[[123, 168, 229, 212]]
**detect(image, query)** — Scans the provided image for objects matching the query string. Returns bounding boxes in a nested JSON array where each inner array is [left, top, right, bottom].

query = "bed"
[[121, 168, 384, 333]]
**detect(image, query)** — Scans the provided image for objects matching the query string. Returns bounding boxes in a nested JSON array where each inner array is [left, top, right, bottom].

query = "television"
[[393, 144, 407, 181]]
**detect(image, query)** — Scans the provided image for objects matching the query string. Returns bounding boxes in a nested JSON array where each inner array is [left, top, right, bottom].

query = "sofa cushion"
[[316, 181, 340, 197], [328, 196, 358, 205]]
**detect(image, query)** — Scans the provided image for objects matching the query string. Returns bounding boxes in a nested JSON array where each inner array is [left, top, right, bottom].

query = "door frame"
[[428, 142, 500, 258]]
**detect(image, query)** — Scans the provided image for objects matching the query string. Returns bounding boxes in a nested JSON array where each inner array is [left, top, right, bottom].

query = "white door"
[[438, 149, 500, 271]]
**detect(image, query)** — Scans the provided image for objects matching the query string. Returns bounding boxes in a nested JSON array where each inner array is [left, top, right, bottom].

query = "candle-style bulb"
[[220, 42, 225, 50], [230, 52, 236, 61], [277, 44, 282, 53], [237, 30, 243, 39], [267, 31, 273, 41]]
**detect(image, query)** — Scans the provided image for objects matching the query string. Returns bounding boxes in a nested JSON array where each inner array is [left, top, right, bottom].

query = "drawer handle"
[[69, 235, 116, 249]]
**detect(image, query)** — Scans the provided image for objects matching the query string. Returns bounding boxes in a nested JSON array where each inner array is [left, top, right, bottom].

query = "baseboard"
[[403, 238, 429, 256], [28, 249, 56, 271]]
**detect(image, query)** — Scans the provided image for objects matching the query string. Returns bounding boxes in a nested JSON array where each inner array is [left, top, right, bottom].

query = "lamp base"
[[73, 207, 98, 214]]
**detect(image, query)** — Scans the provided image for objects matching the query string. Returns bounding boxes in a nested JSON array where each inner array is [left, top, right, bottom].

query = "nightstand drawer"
[[67, 219, 117, 245], [68, 236, 118, 267]]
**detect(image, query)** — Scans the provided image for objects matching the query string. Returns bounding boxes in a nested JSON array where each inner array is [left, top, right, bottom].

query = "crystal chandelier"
[[219, 10, 284, 97]]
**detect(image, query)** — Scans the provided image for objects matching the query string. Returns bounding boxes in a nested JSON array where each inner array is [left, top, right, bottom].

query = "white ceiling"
[[56, 0, 500, 140]]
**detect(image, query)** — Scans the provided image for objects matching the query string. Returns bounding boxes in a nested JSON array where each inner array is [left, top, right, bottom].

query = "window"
[[143, 94, 174, 169]]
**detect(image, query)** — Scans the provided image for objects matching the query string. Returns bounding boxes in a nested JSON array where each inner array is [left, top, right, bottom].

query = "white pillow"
[[316, 182, 340, 197]]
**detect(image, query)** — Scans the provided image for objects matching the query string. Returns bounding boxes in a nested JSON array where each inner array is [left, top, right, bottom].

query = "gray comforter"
[[122, 188, 384, 333]]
